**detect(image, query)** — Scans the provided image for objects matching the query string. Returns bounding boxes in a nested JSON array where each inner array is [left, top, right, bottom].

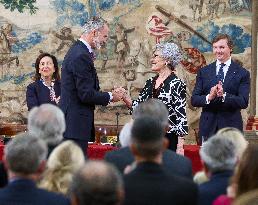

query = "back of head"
[[69, 160, 123, 205], [119, 121, 133, 147], [28, 104, 65, 145], [82, 16, 107, 34], [233, 189, 258, 205], [4, 132, 47, 175], [39, 140, 85, 194], [132, 99, 169, 130], [131, 116, 165, 159], [217, 127, 248, 159], [200, 134, 237, 173], [232, 144, 258, 197]]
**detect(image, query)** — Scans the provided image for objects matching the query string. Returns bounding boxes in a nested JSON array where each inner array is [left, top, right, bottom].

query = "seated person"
[[38, 140, 85, 195]]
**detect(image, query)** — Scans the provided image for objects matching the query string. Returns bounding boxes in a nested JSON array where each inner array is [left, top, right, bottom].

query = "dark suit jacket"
[[60, 40, 110, 141], [0, 178, 70, 205], [191, 61, 250, 138], [123, 162, 198, 205], [104, 147, 192, 179], [198, 170, 233, 205], [26, 80, 61, 110]]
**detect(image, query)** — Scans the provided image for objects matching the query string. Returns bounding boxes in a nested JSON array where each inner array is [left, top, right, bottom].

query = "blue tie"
[[217, 63, 225, 83]]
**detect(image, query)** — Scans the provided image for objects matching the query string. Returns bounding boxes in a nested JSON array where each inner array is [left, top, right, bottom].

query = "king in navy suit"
[[60, 17, 124, 154], [191, 34, 250, 141]]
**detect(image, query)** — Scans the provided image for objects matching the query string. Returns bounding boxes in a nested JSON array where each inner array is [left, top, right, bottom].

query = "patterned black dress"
[[132, 73, 188, 150]]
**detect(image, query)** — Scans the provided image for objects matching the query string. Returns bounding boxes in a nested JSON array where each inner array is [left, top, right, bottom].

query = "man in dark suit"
[[69, 161, 124, 205], [105, 99, 192, 178], [191, 34, 250, 141], [60, 17, 124, 154], [123, 116, 198, 205], [0, 132, 70, 205], [198, 134, 237, 205]]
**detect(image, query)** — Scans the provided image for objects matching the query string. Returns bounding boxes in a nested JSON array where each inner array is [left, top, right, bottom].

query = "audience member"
[[233, 189, 258, 205], [28, 103, 65, 155], [123, 116, 197, 205], [69, 160, 124, 205], [0, 132, 69, 205], [194, 127, 248, 185], [39, 140, 85, 195], [105, 99, 192, 179], [217, 127, 248, 159], [198, 134, 237, 205], [26, 53, 61, 110]]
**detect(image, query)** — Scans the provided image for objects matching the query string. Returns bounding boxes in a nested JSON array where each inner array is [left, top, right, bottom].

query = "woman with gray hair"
[[122, 42, 188, 151]]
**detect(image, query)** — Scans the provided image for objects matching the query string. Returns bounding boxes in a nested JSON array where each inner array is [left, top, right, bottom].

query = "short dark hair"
[[69, 161, 123, 205], [33, 53, 60, 81], [212, 33, 234, 50], [131, 116, 165, 159]]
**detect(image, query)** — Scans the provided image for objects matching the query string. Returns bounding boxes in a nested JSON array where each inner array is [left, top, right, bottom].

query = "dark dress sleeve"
[[26, 82, 39, 111]]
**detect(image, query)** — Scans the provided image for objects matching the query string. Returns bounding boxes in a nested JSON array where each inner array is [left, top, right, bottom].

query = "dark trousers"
[[165, 132, 178, 151]]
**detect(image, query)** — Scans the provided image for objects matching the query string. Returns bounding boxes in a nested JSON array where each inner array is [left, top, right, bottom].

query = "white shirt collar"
[[216, 57, 231, 67], [79, 38, 93, 53]]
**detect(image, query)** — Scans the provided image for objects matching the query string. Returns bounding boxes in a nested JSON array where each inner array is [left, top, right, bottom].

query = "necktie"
[[217, 63, 225, 83]]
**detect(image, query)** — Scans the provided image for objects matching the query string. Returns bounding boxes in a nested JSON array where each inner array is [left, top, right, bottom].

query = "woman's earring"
[[165, 62, 168, 66]]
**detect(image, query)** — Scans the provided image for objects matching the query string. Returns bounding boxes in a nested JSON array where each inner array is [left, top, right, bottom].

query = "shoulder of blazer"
[[201, 61, 216, 72]]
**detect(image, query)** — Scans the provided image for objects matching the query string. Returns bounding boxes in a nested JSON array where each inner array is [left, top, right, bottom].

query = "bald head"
[[69, 160, 123, 205]]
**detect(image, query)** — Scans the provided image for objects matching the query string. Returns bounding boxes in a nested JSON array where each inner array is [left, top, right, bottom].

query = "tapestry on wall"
[[0, 0, 252, 138]]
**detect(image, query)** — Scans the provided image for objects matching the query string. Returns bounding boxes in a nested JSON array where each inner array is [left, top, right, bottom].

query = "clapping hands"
[[208, 81, 224, 101]]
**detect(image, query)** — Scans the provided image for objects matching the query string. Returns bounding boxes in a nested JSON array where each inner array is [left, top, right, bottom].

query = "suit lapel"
[[76, 40, 100, 90], [223, 62, 238, 90], [210, 62, 218, 86]]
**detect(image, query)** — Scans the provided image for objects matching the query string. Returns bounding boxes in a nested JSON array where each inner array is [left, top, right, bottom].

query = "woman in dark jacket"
[[26, 53, 61, 110]]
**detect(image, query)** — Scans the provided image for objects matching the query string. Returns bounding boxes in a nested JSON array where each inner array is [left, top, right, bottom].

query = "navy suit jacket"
[[60, 40, 110, 141], [191, 61, 250, 138], [198, 170, 233, 205], [26, 80, 61, 110], [124, 162, 198, 205], [0, 179, 70, 205], [104, 147, 193, 179]]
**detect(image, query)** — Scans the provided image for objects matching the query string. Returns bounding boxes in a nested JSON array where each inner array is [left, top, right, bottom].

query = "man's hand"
[[208, 85, 218, 101], [217, 81, 224, 97], [111, 87, 125, 102]]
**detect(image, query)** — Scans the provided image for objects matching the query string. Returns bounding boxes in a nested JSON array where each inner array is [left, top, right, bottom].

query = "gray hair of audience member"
[[82, 16, 107, 34], [200, 134, 237, 173], [4, 132, 47, 175], [28, 104, 65, 145], [131, 116, 165, 159], [217, 127, 248, 159], [132, 99, 169, 130], [69, 160, 124, 205], [119, 121, 133, 147]]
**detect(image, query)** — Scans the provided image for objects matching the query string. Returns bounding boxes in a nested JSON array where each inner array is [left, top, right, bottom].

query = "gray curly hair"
[[82, 16, 107, 34], [156, 42, 182, 68]]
